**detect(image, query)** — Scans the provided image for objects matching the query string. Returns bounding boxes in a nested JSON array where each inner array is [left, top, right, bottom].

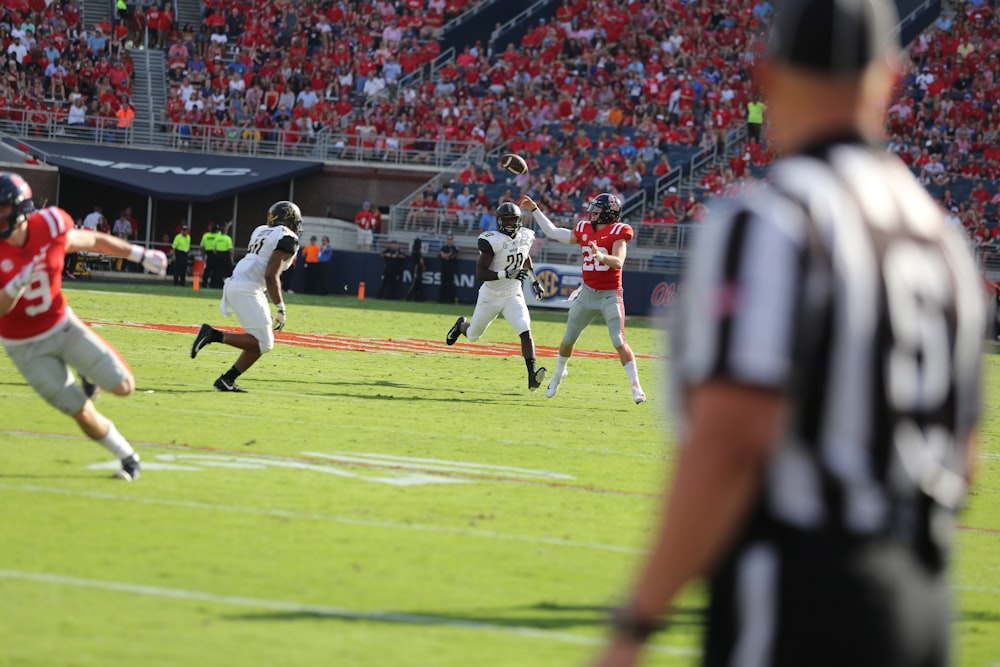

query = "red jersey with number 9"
[[573, 219, 634, 290], [0, 207, 72, 341]]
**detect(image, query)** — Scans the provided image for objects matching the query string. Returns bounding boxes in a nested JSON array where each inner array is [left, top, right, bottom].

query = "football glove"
[[514, 268, 530, 281], [532, 280, 544, 300], [3, 262, 34, 299], [141, 249, 169, 275], [273, 306, 286, 332], [128, 245, 169, 276]]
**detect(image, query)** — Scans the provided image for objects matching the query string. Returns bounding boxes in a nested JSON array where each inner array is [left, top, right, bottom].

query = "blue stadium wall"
[[286, 250, 681, 317]]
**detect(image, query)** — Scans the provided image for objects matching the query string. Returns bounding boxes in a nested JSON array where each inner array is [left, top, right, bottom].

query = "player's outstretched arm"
[[519, 195, 573, 244], [67, 229, 168, 274]]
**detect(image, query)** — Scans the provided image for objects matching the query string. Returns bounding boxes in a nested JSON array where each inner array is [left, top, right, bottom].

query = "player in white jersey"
[[190, 201, 301, 392], [445, 202, 548, 391]]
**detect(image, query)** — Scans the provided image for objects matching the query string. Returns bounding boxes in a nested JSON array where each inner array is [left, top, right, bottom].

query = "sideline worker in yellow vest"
[[172, 223, 191, 286], [199, 223, 220, 288], [746, 96, 767, 143], [212, 221, 235, 288]]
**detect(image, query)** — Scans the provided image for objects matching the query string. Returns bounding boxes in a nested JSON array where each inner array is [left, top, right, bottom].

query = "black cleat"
[[115, 454, 141, 481], [214, 377, 247, 393], [81, 376, 100, 401], [446, 316, 466, 345], [528, 366, 548, 392], [191, 323, 215, 359]]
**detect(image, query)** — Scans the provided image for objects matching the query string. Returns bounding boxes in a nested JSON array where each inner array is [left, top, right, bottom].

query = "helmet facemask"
[[495, 202, 522, 238], [587, 193, 622, 227]]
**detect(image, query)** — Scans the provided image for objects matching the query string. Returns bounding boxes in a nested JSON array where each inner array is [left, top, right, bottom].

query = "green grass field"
[[0, 283, 997, 666]]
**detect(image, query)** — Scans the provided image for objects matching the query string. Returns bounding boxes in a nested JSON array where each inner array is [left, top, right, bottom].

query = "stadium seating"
[[5, 0, 996, 260]]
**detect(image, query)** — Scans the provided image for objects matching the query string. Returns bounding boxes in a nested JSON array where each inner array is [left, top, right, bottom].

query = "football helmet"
[[267, 200, 303, 237], [0, 172, 35, 239], [587, 193, 622, 227], [496, 201, 522, 238]]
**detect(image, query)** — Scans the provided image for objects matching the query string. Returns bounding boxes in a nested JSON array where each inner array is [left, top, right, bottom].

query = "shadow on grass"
[[958, 609, 1000, 623], [224, 602, 704, 631]]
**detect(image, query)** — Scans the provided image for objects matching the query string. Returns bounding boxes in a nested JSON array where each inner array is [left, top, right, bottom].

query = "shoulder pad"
[[275, 233, 298, 255], [612, 222, 634, 242], [477, 236, 495, 254]]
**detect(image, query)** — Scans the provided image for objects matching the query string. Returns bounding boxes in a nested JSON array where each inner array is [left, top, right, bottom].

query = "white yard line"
[[0, 569, 698, 657]]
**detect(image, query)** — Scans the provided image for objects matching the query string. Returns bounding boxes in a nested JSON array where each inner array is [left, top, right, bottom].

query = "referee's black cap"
[[767, 0, 901, 74]]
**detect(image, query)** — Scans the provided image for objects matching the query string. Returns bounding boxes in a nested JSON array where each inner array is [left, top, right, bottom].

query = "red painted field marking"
[[86, 320, 663, 359]]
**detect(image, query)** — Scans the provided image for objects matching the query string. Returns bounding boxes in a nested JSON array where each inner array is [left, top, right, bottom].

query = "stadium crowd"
[[0, 1, 136, 140], [0, 0, 995, 249]]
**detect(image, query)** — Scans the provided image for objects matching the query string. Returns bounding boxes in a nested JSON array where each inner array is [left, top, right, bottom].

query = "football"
[[499, 153, 528, 175]]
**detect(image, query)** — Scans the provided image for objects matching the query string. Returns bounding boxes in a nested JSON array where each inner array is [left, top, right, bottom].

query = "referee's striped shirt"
[[673, 137, 984, 544]]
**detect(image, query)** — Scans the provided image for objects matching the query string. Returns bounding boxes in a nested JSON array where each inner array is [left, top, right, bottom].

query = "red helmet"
[[0, 172, 35, 239], [587, 193, 622, 226]]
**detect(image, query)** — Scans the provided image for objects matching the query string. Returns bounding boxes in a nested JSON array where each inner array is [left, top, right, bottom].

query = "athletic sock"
[[222, 365, 243, 383], [98, 422, 135, 459], [554, 354, 569, 377], [525, 357, 536, 375], [210, 328, 225, 343], [623, 360, 641, 387]]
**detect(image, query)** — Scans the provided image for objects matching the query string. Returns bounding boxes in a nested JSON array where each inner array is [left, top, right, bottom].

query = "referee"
[[594, 1, 985, 666]]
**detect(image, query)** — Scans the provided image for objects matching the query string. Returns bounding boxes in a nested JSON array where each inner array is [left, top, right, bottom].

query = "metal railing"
[[164, 121, 487, 165], [1, 106, 489, 168], [384, 203, 703, 252], [654, 166, 684, 203], [0, 106, 135, 145]]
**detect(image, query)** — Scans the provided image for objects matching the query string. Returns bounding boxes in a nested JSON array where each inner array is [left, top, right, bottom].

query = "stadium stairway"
[[128, 46, 168, 146], [174, 0, 203, 37], [81, 0, 111, 33]]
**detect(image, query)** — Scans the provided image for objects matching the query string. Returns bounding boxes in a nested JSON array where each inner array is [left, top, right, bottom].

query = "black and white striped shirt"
[[673, 138, 984, 544]]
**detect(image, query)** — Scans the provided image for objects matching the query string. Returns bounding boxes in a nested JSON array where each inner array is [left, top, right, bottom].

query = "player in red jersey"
[[520, 192, 646, 404], [0, 172, 168, 480]]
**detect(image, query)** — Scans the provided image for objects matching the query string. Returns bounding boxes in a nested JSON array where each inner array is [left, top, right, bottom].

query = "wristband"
[[277, 305, 286, 313], [497, 270, 507, 280], [595, 252, 606, 264], [610, 608, 665, 643], [127, 244, 145, 263], [3, 280, 25, 300]]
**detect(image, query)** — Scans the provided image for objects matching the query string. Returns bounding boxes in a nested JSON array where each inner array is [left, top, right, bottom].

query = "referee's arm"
[[599, 204, 802, 655], [611, 381, 783, 638]]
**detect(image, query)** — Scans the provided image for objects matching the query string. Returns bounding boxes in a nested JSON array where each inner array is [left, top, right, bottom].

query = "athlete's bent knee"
[[109, 376, 135, 396]]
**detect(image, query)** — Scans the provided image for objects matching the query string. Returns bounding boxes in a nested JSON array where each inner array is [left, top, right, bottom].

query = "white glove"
[[128, 245, 169, 276], [273, 306, 286, 332], [141, 249, 168, 275], [3, 262, 34, 299]]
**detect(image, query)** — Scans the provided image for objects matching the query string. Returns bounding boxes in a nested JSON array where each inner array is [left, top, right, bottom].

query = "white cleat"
[[632, 385, 647, 404], [545, 369, 568, 398]]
